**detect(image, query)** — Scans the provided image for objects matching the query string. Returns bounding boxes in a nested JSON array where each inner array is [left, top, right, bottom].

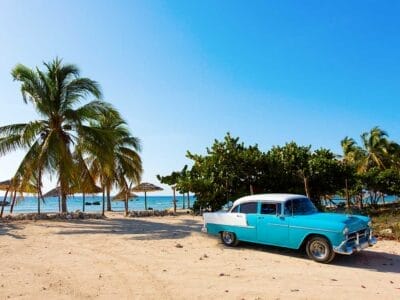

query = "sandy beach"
[[0, 213, 399, 300]]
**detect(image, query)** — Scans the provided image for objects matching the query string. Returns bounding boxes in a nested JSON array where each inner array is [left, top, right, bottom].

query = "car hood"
[[303, 212, 368, 232]]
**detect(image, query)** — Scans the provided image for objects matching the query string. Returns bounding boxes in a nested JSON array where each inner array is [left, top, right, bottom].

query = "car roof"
[[232, 193, 307, 206]]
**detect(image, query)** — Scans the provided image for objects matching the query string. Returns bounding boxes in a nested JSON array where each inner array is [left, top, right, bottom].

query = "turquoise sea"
[[1, 194, 398, 214], [329, 195, 399, 205], [1, 195, 196, 214]]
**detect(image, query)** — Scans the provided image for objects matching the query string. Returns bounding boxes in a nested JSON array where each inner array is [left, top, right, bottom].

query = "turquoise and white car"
[[202, 194, 377, 263]]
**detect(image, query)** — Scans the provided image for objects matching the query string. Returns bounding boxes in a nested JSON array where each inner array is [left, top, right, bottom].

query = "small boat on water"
[[84, 201, 100, 205], [0, 201, 10, 206]]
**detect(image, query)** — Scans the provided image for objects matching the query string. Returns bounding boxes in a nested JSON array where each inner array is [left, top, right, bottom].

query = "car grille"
[[348, 229, 369, 242]]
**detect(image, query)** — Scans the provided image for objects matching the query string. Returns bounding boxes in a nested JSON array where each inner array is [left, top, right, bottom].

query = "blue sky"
[[0, 1, 399, 195]]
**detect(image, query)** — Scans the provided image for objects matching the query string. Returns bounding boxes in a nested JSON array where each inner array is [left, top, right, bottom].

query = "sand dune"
[[0, 213, 399, 299]]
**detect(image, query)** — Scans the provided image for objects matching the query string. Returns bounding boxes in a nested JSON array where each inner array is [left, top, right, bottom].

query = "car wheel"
[[306, 236, 335, 263], [220, 231, 239, 247]]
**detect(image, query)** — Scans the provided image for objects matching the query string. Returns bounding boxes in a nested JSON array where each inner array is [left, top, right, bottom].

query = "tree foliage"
[[0, 58, 142, 213], [160, 134, 354, 211]]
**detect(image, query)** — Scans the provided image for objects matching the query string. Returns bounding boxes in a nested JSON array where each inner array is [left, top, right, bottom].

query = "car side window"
[[284, 200, 292, 215], [240, 202, 258, 214], [261, 203, 278, 214], [231, 205, 239, 213]]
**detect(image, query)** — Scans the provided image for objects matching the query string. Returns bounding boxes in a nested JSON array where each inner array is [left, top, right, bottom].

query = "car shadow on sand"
[[227, 240, 400, 274], [41, 217, 203, 241]]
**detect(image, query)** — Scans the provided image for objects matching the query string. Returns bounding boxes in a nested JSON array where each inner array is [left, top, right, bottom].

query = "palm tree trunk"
[[187, 192, 190, 209], [124, 193, 129, 216], [0, 189, 10, 218], [37, 169, 42, 215], [345, 178, 351, 208], [106, 187, 112, 211], [172, 187, 177, 213], [61, 193, 67, 213], [249, 184, 254, 195], [10, 190, 17, 214], [59, 175, 68, 213], [102, 189, 105, 216], [144, 192, 147, 210], [37, 191, 41, 215], [303, 176, 310, 199], [82, 193, 85, 212], [359, 192, 364, 210], [182, 192, 185, 209]]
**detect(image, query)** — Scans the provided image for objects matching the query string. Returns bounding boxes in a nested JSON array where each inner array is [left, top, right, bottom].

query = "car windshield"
[[285, 198, 318, 215]]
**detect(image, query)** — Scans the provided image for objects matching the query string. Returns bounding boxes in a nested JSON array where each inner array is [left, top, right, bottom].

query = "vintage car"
[[202, 194, 377, 263]]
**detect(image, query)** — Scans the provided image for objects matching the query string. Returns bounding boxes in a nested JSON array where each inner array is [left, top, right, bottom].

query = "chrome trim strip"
[[206, 223, 255, 229], [289, 225, 339, 233], [267, 223, 288, 228]]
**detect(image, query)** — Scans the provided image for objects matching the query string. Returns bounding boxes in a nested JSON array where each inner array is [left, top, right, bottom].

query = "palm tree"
[[85, 111, 142, 214], [341, 127, 399, 208], [341, 136, 364, 166], [359, 127, 390, 171], [0, 58, 113, 213], [341, 127, 392, 173]]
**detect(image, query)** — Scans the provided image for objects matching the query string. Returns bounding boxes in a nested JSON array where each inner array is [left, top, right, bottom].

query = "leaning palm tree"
[[0, 58, 114, 212], [84, 110, 142, 214]]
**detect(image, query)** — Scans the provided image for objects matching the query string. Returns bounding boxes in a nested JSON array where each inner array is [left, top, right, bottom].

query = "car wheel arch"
[[300, 233, 332, 250]]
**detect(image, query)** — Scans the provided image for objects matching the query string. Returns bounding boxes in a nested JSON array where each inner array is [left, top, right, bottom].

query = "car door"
[[236, 201, 258, 242], [257, 202, 290, 247]]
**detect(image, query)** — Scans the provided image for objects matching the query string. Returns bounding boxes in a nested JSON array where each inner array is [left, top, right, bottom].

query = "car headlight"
[[342, 227, 349, 236], [368, 221, 372, 227]]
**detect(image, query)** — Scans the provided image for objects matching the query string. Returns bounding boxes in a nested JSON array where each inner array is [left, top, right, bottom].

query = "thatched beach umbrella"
[[72, 185, 102, 212], [112, 191, 138, 201], [44, 185, 102, 212], [131, 182, 163, 210], [43, 187, 61, 198], [0, 179, 12, 190], [0, 179, 13, 217], [112, 190, 138, 216], [0, 178, 38, 217], [43, 187, 62, 212]]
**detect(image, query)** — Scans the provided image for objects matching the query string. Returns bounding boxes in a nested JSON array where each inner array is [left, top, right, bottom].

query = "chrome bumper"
[[333, 236, 377, 255]]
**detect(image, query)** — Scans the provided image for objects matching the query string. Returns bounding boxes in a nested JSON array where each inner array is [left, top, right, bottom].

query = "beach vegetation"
[[160, 130, 400, 214]]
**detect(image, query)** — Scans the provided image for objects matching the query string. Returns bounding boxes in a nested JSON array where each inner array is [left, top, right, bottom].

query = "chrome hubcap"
[[222, 232, 233, 244], [310, 241, 328, 259]]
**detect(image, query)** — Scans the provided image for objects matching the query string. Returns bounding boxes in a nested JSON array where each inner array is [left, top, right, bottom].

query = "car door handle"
[[258, 217, 264, 219]]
